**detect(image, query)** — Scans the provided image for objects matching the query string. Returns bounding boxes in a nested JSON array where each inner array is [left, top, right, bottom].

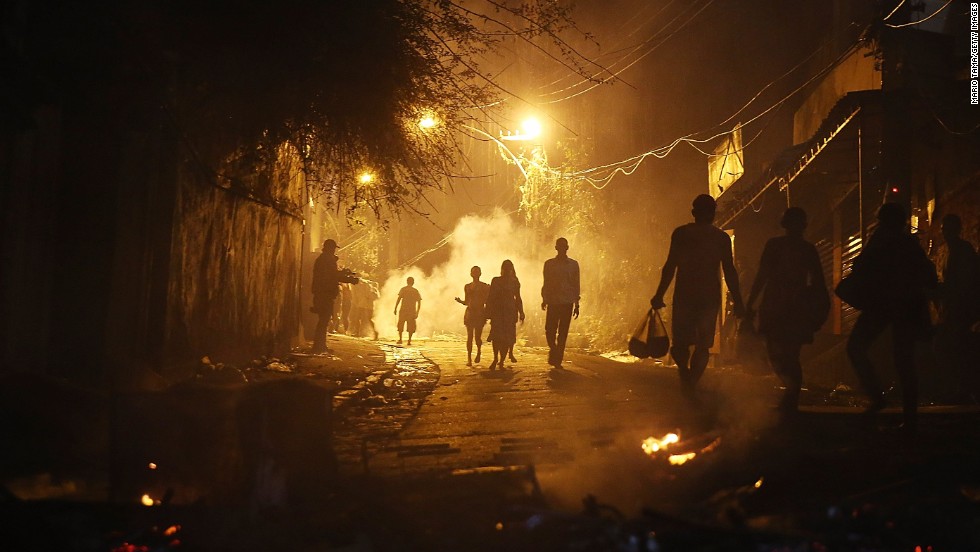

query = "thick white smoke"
[[375, 210, 551, 342]]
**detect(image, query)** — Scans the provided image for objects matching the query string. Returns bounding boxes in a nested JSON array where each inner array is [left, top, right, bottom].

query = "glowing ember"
[[641, 432, 679, 455], [668, 452, 697, 465], [148, 462, 157, 470], [164, 525, 180, 536], [140, 494, 155, 507], [642, 433, 723, 466], [754, 477, 764, 489]]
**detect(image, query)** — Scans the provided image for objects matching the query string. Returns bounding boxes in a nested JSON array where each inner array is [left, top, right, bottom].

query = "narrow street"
[[352, 338, 731, 477], [314, 335, 980, 551]]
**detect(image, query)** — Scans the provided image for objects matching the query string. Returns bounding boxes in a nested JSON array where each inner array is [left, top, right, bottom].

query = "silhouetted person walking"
[[933, 213, 978, 397], [542, 237, 580, 369], [937, 213, 979, 331], [845, 202, 937, 434], [455, 266, 491, 366], [651, 194, 744, 395], [351, 278, 380, 340], [486, 260, 525, 370], [394, 277, 422, 345], [746, 207, 827, 414], [339, 283, 354, 333], [312, 239, 358, 353]]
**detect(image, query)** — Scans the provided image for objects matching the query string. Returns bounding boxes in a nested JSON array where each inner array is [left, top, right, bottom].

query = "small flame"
[[641, 432, 679, 455], [643, 434, 723, 466], [164, 525, 180, 537], [668, 452, 696, 465], [754, 477, 764, 489], [140, 494, 155, 507]]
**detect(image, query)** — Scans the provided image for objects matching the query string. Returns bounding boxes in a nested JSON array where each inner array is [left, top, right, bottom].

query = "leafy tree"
[[152, 0, 600, 220]]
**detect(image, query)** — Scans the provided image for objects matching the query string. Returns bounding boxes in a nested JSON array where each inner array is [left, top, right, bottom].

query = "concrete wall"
[[165, 145, 306, 367], [1, 100, 308, 382]]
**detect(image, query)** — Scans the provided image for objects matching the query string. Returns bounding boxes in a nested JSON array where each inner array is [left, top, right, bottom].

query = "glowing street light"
[[418, 116, 438, 130], [501, 117, 543, 141], [358, 171, 375, 185]]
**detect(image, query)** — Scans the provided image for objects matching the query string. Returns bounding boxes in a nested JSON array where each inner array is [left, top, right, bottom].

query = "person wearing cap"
[[311, 239, 354, 353], [651, 194, 745, 396], [542, 237, 580, 369], [311, 239, 341, 353], [746, 207, 827, 415]]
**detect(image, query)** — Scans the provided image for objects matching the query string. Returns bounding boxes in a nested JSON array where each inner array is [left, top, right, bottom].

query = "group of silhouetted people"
[[452, 239, 581, 370], [314, 193, 977, 434], [314, 236, 581, 373], [652, 193, 978, 434]]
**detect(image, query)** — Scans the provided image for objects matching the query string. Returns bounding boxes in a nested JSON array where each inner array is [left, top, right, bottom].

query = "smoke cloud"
[[375, 210, 552, 341]]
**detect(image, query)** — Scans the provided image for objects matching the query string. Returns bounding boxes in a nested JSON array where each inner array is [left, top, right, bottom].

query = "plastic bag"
[[835, 269, 873, 311], [647, 309, 670, 358], [628, 311, 652, 358], [629, 309, 670, 359]]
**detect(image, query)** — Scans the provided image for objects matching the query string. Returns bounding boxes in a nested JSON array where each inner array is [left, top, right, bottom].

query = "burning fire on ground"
[[640, 431, 721, 466]]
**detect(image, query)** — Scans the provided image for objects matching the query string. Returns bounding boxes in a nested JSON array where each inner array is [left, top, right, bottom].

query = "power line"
[[534, 0, 672, 92], [885, 0, 953, 28], [535, 0, 685, 97], [539, 0, 717, 105], [882, 0, 907, 21], [565, 40, 862, 189]]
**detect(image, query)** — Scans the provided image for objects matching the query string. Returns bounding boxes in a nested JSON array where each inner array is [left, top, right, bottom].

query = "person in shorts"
[[651, 195, 745, 395], [455, 266, 490, 366], [394, 276, 422, 345]]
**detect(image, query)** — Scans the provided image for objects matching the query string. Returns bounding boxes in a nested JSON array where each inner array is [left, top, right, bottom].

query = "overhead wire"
[[564, 40, 862, 189], [884, 0, 953, 27], [882, 0, 907, 21], [536, 0, 703, 100], [534, 0, 678, 93], [538, 0, 716, 104]]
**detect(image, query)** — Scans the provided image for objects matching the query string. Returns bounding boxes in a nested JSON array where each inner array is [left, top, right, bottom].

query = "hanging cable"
[[536, 0, 691, 98], [882, 0, 907, 21], [539, 0, 717, 104], [535, 0, 674, 92], [564, 41, 861, 189], [885, 0, 953, 28]]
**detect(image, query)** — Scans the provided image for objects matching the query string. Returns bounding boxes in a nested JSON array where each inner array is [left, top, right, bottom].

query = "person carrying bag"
[[629, 308, 670, 359]]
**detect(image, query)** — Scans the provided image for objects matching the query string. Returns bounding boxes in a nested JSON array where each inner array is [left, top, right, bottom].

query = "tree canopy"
[[3, 0, 599, 219]]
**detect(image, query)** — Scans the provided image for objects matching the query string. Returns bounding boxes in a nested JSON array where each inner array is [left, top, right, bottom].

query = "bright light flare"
[[520, 117, 542, 139], [668, 452, 696, 465], [418, 116, 438, 129], [500, 116, 543, 141], [641, 432, 679, 456], [358, 172, 375, 185]]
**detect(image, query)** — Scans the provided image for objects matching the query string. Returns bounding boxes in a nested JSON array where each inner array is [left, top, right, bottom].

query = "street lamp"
[[500, 117, 542, 142], [416, 113, 548, 181], [359, 171, 375, 185]]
